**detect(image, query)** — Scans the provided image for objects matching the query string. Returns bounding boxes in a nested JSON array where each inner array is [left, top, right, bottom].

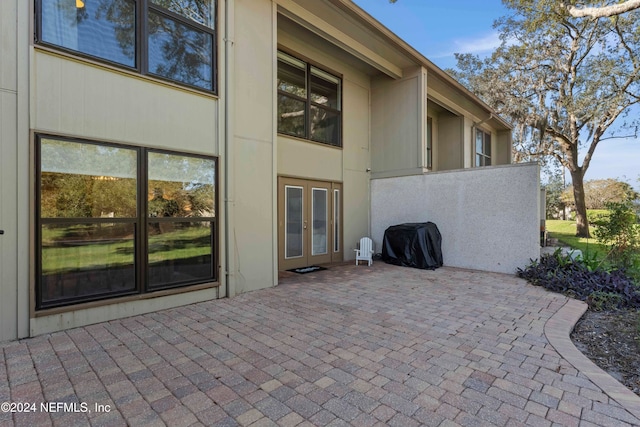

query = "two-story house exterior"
[[0, 0, 540, 342]]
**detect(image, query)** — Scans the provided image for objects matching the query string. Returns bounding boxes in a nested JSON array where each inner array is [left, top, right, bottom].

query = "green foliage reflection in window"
[[37, 136, 217, 309], [38, 0, 216, 92], [277, 51, 342, 147]]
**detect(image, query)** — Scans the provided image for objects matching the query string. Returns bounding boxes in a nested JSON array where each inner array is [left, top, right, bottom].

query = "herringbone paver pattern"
[[1, 263, 638, 426]]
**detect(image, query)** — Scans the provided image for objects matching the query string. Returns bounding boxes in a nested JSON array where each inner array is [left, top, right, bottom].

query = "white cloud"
[[454, 31, 502, 54], [431, 31, 501, 59]]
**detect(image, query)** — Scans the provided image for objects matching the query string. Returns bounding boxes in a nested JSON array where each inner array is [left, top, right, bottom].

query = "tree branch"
[[564, 0, 640, 18]]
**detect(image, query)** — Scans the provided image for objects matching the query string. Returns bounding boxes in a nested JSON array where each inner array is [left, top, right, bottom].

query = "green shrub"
[[517, 249, 640, 309], [587, 291, 623, 311], [593, 202, 640, 269], [587, 209, 610, 224]]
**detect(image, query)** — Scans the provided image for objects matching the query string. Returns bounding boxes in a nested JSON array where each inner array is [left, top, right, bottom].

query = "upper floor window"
[[475, 128, 491, 167], [36, 0, 217, 93], [277, 51, 342, 147]]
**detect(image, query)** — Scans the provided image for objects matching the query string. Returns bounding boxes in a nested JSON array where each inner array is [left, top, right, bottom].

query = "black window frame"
[[277, 50, 342, 147], [35, 134, 218, 310], [34, 0, 218, 94]]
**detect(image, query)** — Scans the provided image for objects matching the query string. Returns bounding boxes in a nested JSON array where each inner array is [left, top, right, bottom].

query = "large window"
[[36, 135, 217, 309], [475, 128, 492, 167], [277, 51, 342, 147], [36, 0, 216, 92]]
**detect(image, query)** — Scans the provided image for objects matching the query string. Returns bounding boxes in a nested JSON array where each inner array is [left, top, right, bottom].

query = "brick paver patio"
[[1, 263, 639, 426]]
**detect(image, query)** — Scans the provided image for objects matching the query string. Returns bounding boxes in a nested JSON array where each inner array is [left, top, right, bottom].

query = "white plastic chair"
[[354, 237, 374, 266]]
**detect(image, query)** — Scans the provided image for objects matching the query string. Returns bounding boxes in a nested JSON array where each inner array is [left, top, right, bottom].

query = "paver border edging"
[[544, 298, 640, 421]]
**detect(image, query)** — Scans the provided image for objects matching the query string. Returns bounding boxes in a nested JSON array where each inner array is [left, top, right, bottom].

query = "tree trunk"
[[570, 169, 591, 238]]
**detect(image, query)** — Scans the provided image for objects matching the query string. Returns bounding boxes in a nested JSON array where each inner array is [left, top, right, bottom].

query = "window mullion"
[[139, 0, 148, 75], [306, 63, 311, 139], [139, 147, 148, 293]]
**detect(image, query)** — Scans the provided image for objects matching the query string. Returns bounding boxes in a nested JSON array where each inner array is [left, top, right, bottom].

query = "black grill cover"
[[382, 222, 443, 270]]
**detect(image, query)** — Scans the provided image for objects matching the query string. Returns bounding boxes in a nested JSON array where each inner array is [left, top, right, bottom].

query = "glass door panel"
[[333, 189, 340, 253], [311, 188, 328, 255], [285, 186, 304, 259]]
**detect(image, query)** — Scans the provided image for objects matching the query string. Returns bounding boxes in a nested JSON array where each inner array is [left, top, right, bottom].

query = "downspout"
[[271, 2, 279, 288], [224, 0, 235, 297]]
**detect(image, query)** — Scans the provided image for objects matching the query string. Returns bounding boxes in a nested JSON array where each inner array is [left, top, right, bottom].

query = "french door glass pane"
[[285, 186, 303, 259], [148, 11, 213, 90], [40, 139, 137, 218], [40, 223, 136, 306], [312, 188, 328, 255], [334, 189, 340, 252], [41, 0, 136, 67], [147, 221, 213, 288]]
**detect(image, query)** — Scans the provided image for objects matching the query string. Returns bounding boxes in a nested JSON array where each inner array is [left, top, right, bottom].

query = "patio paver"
[[1, 263, 639, 426]]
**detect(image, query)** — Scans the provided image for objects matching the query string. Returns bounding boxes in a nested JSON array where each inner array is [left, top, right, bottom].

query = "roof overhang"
[[276, 0, 512, 130], [277, 0, 403, 79]]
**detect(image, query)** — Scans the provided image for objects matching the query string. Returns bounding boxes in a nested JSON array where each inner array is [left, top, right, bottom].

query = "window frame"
[[277, 50, 343, 147], [475, 128, 492, 167], [34, 0, 218, 94], [35, 134, 218, 310]]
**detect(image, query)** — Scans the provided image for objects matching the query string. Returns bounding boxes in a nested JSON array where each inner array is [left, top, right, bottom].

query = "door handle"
[[303, 220, 307, 230]]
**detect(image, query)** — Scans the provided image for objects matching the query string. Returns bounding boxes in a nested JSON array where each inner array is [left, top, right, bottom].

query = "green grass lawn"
[[42, 226, 211, 274], [545, 220, 608, 259]]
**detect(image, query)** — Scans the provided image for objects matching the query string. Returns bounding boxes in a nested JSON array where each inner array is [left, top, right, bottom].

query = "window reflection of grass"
[[148, 226, 211, 264], [42, 226, 211, 274], [42, 239, 135, 275]]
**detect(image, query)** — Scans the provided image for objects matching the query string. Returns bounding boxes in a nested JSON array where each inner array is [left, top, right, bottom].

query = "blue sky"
[[353, 0, 640, 189]]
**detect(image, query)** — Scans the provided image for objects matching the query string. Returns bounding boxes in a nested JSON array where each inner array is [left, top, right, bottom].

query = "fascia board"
[[276, 0, 403, 80]]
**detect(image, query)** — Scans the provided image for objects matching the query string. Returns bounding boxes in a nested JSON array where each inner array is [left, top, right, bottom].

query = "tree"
[[543, 175, 567, 219], [450, 1, 640, 237], [563, 0, 640, 18], [561, 178, 640, 209], [390, 0, 640, 17]]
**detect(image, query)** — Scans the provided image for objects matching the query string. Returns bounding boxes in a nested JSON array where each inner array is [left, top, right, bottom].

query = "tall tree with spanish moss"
[[449, 1, 640, 237]]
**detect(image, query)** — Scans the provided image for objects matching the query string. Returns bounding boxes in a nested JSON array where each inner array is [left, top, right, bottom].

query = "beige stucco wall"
[[496, 130, 513, 164], [33, 53, 219, 154], [371, 163, 540, 274], [371, 67, 427, 178], [226, 0, 278, 295], [0, 0, 29, 342], [0, 0, 19, 342], [437, 114, 464, 171]]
